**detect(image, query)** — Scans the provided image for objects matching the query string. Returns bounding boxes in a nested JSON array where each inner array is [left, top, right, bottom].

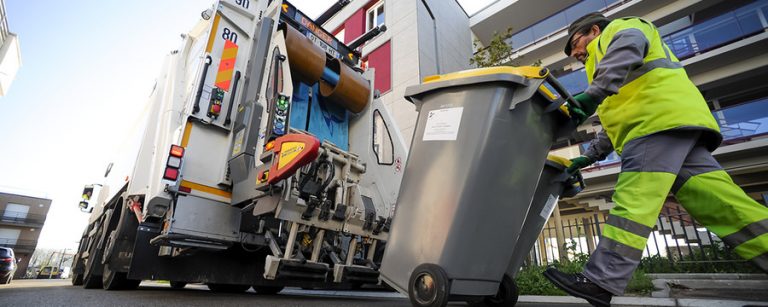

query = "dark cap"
[[564, 12, 609, 56]]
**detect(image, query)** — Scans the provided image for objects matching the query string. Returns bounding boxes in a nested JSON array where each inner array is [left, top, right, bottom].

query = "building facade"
[[0, 0, 21, 96], [0, 192, 51, 279], [472, 0, 768, 265], [321, 0, 473, 145]]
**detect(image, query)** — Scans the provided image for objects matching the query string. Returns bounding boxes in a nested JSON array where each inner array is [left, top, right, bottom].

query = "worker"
[[543, 12, 768, 307]]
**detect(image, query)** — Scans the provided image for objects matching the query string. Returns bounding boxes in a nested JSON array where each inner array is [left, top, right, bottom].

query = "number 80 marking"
[[222, 28, 238, 44]]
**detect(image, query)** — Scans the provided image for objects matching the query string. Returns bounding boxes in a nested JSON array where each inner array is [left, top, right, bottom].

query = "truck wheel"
[[102, 264, 140, 290], [170, 281, 187, 289], [71, 273, 83, 286], [252, 285, 284, 295], [207, 283, 250, 293], [408, 264, 451, 307], [82, 270, 103, 289], [472, 274, 519, 307]]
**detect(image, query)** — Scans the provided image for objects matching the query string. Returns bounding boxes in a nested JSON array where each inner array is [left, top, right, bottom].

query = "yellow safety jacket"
[[584, 17, 721, 154]]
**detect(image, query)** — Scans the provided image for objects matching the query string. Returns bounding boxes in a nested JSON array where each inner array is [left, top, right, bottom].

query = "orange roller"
[[319, 58, 371, 114], [284, 25, 325, 84]]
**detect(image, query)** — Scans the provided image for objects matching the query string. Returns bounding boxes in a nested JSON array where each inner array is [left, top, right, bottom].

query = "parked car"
[[36, 266, 61, 279], [0, 247, 17, 284]]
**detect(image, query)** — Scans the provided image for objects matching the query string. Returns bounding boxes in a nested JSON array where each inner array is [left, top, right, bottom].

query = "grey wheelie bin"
[[506, 155, 584, 279], [379, 66, 581, 307]]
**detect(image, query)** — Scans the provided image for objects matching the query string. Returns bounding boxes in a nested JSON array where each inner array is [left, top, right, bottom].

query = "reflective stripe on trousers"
[[583, 130, 768, 295]]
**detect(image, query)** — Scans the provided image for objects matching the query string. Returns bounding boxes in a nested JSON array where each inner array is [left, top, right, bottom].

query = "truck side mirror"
[[81, 185, 94, 201], [79, 185, 95, 212]]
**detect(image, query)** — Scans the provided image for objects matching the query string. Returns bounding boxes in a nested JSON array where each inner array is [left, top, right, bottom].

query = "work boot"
[[543, 268, 613, 307]]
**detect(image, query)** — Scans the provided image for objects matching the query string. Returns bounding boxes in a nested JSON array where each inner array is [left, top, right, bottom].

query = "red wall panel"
[[343, 9, 364, 45], [367, 40, 391, 93]]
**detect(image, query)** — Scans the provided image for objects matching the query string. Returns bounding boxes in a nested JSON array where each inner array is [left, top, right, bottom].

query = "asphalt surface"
[[0, 279, 592, 307]]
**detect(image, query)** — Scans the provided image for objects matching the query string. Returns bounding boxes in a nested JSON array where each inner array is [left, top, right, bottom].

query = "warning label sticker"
[[423, 107, 463, 141], [540, 194, 559, 219]]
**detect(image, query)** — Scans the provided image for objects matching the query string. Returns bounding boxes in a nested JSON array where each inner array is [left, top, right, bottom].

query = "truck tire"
[[252, 285, 284, 295], [207, 283, 250, 293], [82, 270, 103, 289], [71, 273, 83, 286], [103, 263, 140, 290], [170, 281, 187, 289]]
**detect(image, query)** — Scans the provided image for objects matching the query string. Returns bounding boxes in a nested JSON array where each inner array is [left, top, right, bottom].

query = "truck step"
[[264, 255, 329, 282], [333, 264, 380, 284]]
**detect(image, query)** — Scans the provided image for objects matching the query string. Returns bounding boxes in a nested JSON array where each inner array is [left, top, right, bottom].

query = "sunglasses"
[[570, 33, 586, 51]]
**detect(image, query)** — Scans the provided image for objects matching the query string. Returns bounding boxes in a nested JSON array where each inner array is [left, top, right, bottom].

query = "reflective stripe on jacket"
[[584, 17, 721, 154]]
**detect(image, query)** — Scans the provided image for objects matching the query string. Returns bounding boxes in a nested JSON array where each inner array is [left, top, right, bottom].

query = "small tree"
[[470, 27, 541, 68]]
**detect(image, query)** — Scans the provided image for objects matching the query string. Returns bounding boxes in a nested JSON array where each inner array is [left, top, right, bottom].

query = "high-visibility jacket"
[[583, 17, 721, 154]]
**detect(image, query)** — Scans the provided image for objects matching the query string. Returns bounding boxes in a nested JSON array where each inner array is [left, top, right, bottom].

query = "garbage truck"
[[71, 0, 406, 292], [71, 0, 584, 304]]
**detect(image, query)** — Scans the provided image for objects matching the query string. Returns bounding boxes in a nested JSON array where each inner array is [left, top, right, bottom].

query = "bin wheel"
[[478, 274, 518, 307], [408, 264, 450, 307]]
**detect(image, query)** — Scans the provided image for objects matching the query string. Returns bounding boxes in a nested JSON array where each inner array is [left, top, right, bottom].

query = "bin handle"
[[545, 74, 582, 110]]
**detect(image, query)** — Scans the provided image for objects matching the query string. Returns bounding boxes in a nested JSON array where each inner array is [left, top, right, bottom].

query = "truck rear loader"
[[71, 0, 405, 293]]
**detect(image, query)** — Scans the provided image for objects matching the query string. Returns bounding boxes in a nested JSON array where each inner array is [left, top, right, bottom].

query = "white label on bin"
[[423, 107, 463, 141], [540, 194, 559, 219]]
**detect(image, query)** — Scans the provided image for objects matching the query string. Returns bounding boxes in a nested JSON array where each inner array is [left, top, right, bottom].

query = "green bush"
[[516, 247, 655, 296], [515, 261, 656, 296], [638, 244, 761, 274], [625, 269, 654, 296]]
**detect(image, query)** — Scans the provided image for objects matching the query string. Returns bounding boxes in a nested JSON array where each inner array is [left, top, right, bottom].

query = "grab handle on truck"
[[224, 71, 241, 126], [193, 56, 213, 114]]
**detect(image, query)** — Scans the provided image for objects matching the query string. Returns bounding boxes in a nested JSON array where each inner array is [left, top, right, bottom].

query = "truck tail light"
[[170, 145, 184, 158], [1, 258, 12, 263], [164, 145, 185, 181]]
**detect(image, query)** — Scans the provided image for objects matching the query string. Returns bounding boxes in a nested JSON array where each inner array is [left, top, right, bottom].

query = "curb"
[[519, 295, 768, 306]]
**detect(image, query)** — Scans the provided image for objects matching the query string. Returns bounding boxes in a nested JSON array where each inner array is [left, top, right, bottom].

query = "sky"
[[0, 0, 335, 251]]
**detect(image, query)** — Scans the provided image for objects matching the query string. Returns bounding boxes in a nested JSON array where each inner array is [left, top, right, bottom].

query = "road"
[[0, 279, 592, 307]]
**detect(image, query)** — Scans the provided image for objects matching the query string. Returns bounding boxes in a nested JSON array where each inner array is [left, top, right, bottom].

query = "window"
[[373, 110, 394, 165], [366, 1, 385, 31], [2, 204, 29, 222]]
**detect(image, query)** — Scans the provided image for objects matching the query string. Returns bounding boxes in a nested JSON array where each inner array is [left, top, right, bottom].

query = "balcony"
[[663, 0, 768, 61], [0, 238, 37, 253], [507, 0, 621, 50], [0, 210, 47, 227]]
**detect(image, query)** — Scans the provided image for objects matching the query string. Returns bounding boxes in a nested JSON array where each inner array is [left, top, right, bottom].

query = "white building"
[[0, 0, 21, 97]]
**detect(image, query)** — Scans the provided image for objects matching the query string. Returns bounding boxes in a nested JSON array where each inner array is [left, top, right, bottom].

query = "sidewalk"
[[520, 295, 768, 306]]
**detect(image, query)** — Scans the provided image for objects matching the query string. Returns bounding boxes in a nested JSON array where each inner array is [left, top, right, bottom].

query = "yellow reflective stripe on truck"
[[205, 13, 222, 53], [181, 122, 193, 147], [180, 180, 232, 199]]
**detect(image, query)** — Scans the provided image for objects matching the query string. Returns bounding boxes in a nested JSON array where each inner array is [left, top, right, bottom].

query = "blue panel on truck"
[[290, 82, 349, 150]]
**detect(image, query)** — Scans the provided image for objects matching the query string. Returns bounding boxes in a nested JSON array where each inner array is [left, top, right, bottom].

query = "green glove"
[[567, 93, 599, 125], [567, 155, 595, 174]]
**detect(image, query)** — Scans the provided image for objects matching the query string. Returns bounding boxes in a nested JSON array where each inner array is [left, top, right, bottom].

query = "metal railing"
[[0, 210, 47, 226], [526, 205, 761, 272]]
